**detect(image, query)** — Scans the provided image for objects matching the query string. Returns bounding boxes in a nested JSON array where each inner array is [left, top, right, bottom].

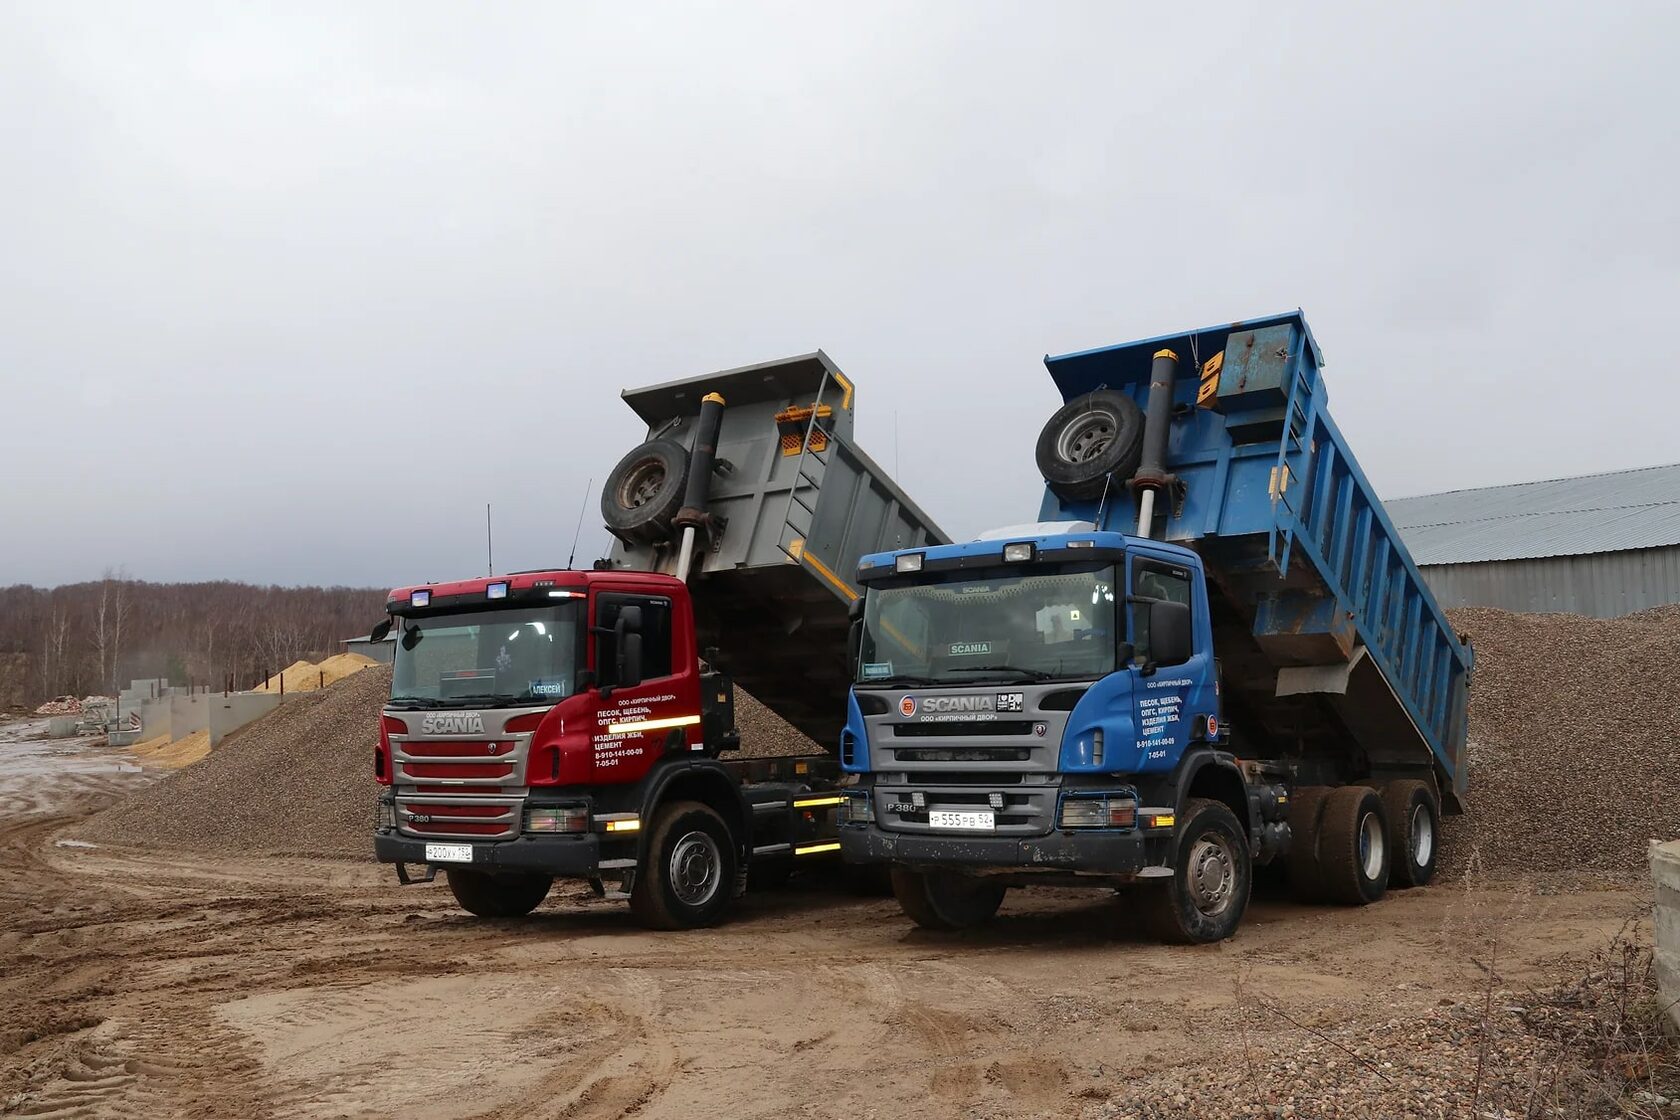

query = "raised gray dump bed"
[[602, 351, 946, 750]]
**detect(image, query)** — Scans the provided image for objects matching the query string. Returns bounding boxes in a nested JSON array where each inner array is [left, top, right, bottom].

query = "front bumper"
[[374, 832, 603, 877], [841, 823, 1170, 876]]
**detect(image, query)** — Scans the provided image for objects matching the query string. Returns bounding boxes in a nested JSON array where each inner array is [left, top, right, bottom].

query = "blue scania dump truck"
[[837, 312, 1472, 943]]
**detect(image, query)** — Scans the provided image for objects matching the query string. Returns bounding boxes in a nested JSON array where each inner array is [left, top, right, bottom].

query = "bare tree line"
[[0, 572, 386, 703]]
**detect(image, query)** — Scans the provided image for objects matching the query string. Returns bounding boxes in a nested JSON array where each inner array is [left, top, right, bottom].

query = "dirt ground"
[[0, 732, 1651, 1119]]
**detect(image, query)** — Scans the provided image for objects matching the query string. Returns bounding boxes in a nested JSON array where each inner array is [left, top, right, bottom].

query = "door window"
[[596, 594, 674, 684], [1130, 561, 1192, 666]]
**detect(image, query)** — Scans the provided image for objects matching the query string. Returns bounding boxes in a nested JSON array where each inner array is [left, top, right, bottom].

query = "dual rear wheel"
[[1289, 781, 1439, 904]]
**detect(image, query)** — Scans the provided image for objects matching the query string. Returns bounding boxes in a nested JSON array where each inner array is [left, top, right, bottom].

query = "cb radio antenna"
[[567, 478, 593, 569]]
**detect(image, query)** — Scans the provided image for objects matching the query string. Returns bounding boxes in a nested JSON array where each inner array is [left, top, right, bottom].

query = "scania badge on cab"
[[837, 313, 1472, 943]]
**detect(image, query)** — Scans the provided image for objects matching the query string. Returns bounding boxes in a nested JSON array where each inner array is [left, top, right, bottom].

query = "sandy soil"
[[0, 732, 1644, 1119]]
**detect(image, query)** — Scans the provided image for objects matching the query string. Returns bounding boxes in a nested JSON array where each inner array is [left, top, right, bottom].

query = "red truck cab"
[[373, 568, 839, 927]]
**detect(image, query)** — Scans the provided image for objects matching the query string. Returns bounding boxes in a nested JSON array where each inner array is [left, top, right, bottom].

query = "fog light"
[[1002, 542, 1034, 563], [894, 552, 924, 574], [525, 806, 588, 834], [840, 793, 874, 825]]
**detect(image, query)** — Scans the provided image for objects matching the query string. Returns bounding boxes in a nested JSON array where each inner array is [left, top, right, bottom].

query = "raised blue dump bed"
[[1040, 312, 1473, 803]]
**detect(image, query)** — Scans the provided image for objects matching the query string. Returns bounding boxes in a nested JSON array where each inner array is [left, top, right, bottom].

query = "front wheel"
[[890, 867, 1006, 931], [630, 800, 738, 930], [446, 868, 552, 918], [1141, 797, 1252, 944]]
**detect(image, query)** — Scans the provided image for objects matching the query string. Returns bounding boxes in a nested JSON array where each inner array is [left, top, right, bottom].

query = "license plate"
[[929, 809, 995, 832], [425, 843, 474, 863]]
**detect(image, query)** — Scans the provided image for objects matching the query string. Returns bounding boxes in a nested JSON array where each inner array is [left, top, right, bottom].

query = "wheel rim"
[[617, 459, 667, 510], [1186, 833, 1237, 917], [669, 830, 721, 907], [1056, 411, 1116, 464], [1411, 802, 1434, 867], [1358, 811, 1385, 881]]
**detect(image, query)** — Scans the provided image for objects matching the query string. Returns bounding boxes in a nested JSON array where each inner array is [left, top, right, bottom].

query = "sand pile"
[[1442, 603, 1680, 879], [253, 653, 377, 694], [80, 668, 390, 859], [129, 730, 211, 769]]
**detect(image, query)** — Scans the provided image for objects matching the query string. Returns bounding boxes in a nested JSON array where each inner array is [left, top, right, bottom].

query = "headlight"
[[840, 793, 874, 824], [376, 797, 396, 831], [1058, 794, 1137, 829], [525, 806, 589, 834]]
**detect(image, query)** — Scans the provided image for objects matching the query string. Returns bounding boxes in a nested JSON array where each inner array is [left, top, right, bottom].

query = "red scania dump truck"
[[372, 353, 944, 927]]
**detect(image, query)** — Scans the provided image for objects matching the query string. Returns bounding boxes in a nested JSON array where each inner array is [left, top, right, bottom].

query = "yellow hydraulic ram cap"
[[701, 391, 726, 405], [1153, 348, 1179, 361]]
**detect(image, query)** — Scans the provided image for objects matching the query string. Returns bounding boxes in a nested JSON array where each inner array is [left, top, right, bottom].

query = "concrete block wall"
[[139, 698, 173, 740], [1651, 840, 1680, 1033], [169, 694, 210, 736], [209, 692, 282, 747]]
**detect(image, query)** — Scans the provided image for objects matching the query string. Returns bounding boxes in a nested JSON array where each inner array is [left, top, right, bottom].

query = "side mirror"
[[618, 605, 644, 634], [847, 596, 865, 623], [846, 619, 863, 676], [1147, 600, 1193, 666], [617, 631, 644, 689], [400, 623, 423, 651], [370, 618, 392, 643]]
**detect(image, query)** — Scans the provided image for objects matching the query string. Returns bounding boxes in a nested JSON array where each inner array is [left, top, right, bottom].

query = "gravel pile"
[[730, 689, 824, 758], [1442, 603, 1680, 879], [78, 667, 389, 859], [78, 667, 821, 858]]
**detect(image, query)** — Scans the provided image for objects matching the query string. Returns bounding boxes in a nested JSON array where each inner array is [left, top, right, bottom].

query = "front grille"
[[894, 747, 1031, 763], [893, 720, 1036, 737], [396, 793, 524, 841]]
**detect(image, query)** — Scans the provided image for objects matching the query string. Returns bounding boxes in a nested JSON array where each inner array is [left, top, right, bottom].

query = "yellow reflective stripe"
[[792, 796, 844, 808], [606, 714, 702, 735], [794, 841, 841, 856], [800, 548, 858, 602]]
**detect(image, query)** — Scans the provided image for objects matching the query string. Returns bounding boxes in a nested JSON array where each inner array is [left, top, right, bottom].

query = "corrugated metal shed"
[[1415, 547, 1680, 618], [1387, 463, 1680, 565]]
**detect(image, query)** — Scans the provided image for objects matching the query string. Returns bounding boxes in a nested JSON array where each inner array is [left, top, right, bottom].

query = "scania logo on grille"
[[899, 695, 917, 717], [920, 695, 994, 714], [421, 712, 485, 735]]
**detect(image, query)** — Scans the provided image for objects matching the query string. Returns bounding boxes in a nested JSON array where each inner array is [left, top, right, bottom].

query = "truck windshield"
[[390, 604, 583, 708], [857, 562, 1118, 685]]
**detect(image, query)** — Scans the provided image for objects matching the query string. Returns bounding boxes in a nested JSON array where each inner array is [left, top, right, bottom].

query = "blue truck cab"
[[838, 313, 1472, 943]]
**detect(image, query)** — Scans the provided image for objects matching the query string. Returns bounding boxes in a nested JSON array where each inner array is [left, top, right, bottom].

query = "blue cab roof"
[[859, 529, 1198, 573]]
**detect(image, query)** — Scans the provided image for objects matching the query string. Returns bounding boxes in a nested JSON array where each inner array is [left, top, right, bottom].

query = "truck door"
[[589, 591, 691, 783], [1126, 556, 1204, 772]]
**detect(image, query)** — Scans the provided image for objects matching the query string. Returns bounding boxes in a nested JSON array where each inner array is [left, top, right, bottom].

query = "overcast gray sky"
[[3, 2, 1676, 589]]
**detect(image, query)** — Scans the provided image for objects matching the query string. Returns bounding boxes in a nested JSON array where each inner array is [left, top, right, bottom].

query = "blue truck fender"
[[1160, 748, 1259, 853]]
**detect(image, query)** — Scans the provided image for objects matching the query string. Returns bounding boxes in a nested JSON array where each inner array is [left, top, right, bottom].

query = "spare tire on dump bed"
[[1036, 389, 1145, 501], [602, 438, 690, 545]]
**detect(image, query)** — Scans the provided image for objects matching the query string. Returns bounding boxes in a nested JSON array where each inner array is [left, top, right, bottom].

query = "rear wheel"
[[1318, 786, 1390, 905], [1382, 780, 1440, 888], [1286, 785, 1332, 902], [446, 869, 552, 918], [890, 867, 1006, 931], [1142, 797, 1251, 944], [630, 800, 738, 929]]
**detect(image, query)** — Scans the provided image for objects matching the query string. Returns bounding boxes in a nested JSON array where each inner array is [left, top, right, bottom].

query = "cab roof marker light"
[[1003, 542, 1035, 563], [1067, 539, 1095, 549], [486, 581, 509, 600], [547, 589, 580, 598], [410, 590, 431, 608], [895, 552, 924, 573]]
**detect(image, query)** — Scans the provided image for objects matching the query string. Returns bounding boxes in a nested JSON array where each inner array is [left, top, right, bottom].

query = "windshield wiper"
[[940, 664, 1056, 682], [387, 696, 448, 709], [441, 692, 541, 708], [855, 673, 939, 688]]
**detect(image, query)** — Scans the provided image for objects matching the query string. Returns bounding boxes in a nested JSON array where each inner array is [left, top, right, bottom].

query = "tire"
[[1317, 786, 1390, 905], [1141, 797, 1251, 944], [1286, 785, 1332, 902], [1382, 780, 1439, 888], [889, 867, 1006, 931], [601, 439, 690, 545], [1035, 390, 1146, 501], [629, 800, 738, 929], [446, 868, 552, 918]]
